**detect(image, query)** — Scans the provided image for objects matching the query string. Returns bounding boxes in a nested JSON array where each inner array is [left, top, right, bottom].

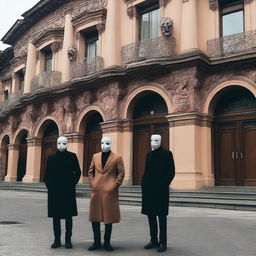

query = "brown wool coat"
[[88, 152, 125, 224]]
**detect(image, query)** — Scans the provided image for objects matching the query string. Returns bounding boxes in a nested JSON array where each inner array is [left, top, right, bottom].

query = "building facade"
[[0, 0, 256, 189]]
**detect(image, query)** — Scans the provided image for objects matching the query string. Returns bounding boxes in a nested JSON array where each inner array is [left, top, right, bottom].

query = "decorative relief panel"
[[208, 0, 218, 11]]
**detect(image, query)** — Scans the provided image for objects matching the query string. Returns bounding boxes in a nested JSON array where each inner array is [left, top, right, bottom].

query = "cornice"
[[32, 28, 64, 48]]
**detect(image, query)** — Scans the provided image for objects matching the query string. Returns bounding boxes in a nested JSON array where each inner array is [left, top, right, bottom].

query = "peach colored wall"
[[4, 145, 18, 182], [197, 0, 217, 54]]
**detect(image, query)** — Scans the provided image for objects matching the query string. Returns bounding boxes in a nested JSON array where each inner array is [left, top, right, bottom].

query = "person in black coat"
[[44, 136, 81, 249], [141, 134, 175, 252]]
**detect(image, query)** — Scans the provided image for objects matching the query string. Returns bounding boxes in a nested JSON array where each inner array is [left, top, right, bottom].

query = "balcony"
[[31, 71, 62, 91], [121, 36, 175, 64], [71, 56, 104, 79], [207, 30, 256, 58], [0, 90, 23, 112]]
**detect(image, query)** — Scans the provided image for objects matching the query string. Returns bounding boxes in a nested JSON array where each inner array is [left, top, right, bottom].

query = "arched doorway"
[[83, 111, 103, 176], [40, 121, 59, 181], [132, 91, 169, 185], [0, 135, 9, 181], [16, 131, 28, 182], [213, 86, 256, 186]]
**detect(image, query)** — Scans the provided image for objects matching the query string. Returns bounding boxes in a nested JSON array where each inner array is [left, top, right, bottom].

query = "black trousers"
[[147, 215, 167, 245], [53, 217, 73, 241], [91, 222, 112, 244]]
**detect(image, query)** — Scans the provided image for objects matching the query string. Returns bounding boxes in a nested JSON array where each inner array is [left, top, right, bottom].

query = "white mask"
[[101, 136, 111, 153], [151, 134, 161, 151], [57, 136, 68, 152]]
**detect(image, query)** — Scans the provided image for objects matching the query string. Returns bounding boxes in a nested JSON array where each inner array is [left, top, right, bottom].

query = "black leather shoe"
[[157, 243, 167, 252], [104, 242, 113, 251], [65, 240, 72, 249], [88, 242, 101, 251], [144, 240, 159, 249], [51, 241, 61, 248]]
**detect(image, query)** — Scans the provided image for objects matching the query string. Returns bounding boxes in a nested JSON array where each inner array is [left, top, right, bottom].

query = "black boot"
[[144, 215, 158, 249], [103, 224, 113, 251], [157, 215, 167, 252], [65, 217, 73, 249], [88, 222, 101, 251], [51, 218, 61, 248]]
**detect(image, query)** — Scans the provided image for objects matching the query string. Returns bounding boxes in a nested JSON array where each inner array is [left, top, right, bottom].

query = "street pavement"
[[0, 190, 256, 256]]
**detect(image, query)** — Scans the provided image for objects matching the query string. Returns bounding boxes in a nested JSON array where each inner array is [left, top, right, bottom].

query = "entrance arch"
[[82, 111, 103, 176], [14, 130, 28, 182], [212, 85, 256, 186], [40, 121, 59, 181], [130, 91, 169, 185], [0, 135, 10, 181]]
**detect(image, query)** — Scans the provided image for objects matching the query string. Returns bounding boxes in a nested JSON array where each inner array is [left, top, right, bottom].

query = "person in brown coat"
[[88, 136, 125, 251]]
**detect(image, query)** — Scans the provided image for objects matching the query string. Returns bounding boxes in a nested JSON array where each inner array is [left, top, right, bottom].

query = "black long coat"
[[44, 150, 81, 218], [141, 147, 175, 216]]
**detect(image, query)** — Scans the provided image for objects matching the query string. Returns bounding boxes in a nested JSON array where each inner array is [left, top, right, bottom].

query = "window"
[[44, 50, 53, 72], [17, 71, 24, 91], [220, 0, 244, 36], [138, 2, 159, 40], [4, 90, 8, 101], [85, 30, 99, 59]]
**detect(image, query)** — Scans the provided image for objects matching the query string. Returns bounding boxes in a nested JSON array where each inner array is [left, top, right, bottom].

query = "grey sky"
[[0, 0, 39, 50]]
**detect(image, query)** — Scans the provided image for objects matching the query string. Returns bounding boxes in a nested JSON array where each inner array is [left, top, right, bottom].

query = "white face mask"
[[101, 136, 111, 153], [57, 136, 68, 152], [151, 134, 161, 151]]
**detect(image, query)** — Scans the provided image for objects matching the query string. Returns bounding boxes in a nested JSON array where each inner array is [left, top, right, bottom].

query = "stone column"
[[23, 138, 42, 183], [102, 0, 121, 67], [167, 113, 214, 190], [65, 133, 84, 182], [11, 73, 18, 94], [62, 12, 74, 82], [4, 144, 19, 182], [180, 0, 198, 52], [101, 119, 132, 185], [51, 42, 60, 71], [24, 43, 36, 93]]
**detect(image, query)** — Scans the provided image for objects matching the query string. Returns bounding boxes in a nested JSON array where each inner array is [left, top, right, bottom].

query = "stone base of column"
[[22, 176, 40, 183], [4, 176, 17, 182], [79, 176, 89, 183], [171, 172, 207, 190], [203, 174, 215, 187]]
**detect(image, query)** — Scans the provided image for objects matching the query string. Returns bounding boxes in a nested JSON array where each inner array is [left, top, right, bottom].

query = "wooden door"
[[84, 129, 102, 176], [17, 143, 27, 182], [40, 136, 58, 182], [215, 122, 238, 186], [133, 125, 151, 185], [241, 120, 256, 186], [215, 117, 256, 186]]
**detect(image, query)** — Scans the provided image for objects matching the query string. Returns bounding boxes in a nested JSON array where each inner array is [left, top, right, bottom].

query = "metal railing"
[[121, 36, 175, 64], [207, 30, 256, 57], [31, 71, 62, 91], [71, 56, 104, 79]]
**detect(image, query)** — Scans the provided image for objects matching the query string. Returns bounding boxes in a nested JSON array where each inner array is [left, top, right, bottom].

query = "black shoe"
[[104, 242, 113, 251], [88, 242, 101, 251], [65, 239, 72, 249], [144, 240, 159, 249], [51, 240, 61, 248], [157, 243, 167, 252]]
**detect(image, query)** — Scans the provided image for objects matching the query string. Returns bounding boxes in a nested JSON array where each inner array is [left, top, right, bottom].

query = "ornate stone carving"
[[51, 42, 60, 53], [159, 0, 172, 7], [209, 0, 218, 11], [160, 17, 174, 37], [126, 6, 137, 18], [96, 23, 105, 34], [67, 46, 76, 61]]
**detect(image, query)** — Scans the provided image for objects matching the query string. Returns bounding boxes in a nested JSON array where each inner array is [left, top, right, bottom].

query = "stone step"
[[1, 182, 256, 211]]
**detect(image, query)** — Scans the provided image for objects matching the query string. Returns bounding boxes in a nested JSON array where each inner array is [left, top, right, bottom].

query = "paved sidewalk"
[[0, 190, 256, 256]]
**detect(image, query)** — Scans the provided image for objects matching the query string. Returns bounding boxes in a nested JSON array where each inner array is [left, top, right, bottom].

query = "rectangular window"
[[138, 2, 159, 40], [44, 50, 53, 72], [17, 71, 24, 91], [220, 0, 244, 36], [4, 90, 8, 101], [85, 30, 99, 59]]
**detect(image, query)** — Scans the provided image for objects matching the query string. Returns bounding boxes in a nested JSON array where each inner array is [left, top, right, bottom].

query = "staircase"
[[1, 182, 256, 211]]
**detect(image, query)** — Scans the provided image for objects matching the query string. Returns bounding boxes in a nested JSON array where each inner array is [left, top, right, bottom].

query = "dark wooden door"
[[40, 136, 58, 182], [133, 121, 169, 185], [215, 117, 256, 186], [84, 129, 102, 176], [17, 143, 27, 182]]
